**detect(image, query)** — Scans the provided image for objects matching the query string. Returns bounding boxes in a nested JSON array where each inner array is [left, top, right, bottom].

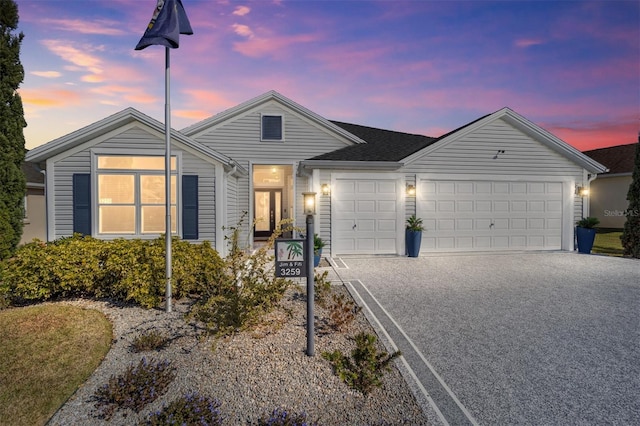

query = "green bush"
[[0, 235, 224, 308], [322, 332, 401, 395], [188, 215, 294, 337], [131, 331, 169, 353]]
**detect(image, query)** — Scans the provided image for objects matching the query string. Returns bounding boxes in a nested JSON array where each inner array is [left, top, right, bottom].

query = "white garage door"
[[418, 179, 563, 252], [332, 177, 401, 255]]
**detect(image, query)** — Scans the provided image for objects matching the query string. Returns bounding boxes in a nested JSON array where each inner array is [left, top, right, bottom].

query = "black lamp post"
[[303, 192, 316, 356]]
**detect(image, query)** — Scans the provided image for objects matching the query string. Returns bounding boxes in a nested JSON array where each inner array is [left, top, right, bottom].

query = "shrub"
[[314, 270, 331, 307], [0, 235, 225, 308], [188, 215, 294, 337], [131, 331, 169, 353], [322, 332, 401, 395], [93, 358, 175, 420], [327, 293, 361, 332], [143, 392, 223, 426], [258, 407, 318, 426], [1, 235, 103, 303]]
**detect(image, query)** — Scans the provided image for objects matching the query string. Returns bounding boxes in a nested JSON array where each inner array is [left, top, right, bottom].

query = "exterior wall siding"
[[404, 118, 586, 226], [52, 127, 219, 241], [192, 103, 351, 241], [589, 175, 632, 228]]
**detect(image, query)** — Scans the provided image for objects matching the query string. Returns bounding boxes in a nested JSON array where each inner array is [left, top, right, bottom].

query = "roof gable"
[[403, 107, 608, 173], [181, 90, 366, 146], [583, 143, 637, 175], [25, 108, 243, 173]]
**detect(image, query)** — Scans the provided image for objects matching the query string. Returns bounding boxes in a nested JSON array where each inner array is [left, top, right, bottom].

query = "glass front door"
[[254, 189, 282, 238]]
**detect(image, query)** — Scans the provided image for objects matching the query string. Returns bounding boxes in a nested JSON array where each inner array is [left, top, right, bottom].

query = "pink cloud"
[[18, 87, 83, 107], [40, 18, 127, 36], [232, 23, 254, 39], [514, 38, 544, 48], [30, 71, 62, 78], [41, 40, 104, 75], [233, 6, 251, 16]]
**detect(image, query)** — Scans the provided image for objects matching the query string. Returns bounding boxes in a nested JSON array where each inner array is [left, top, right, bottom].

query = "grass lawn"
[[592, 228, 624, 256], [0, 304, 112, 426]]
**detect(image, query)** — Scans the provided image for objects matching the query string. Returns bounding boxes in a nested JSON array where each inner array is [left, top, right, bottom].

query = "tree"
[[0, 0, 26, 260], [621, 135, 640, 258]]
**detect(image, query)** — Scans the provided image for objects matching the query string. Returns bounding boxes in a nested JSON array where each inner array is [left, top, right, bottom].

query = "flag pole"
[[164, 45, 172, 313]]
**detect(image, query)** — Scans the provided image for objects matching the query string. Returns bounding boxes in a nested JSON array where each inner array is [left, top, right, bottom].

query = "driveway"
[[328, 252, 640, 425]]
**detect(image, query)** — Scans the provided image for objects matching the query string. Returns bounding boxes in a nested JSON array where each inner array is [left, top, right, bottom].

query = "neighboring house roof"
[[21, 160, 44, 186], [25, 107, 246, 175], [583, 143, 637, 176]]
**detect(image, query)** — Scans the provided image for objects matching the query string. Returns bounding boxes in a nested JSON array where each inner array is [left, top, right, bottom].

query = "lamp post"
[[303, 192, 316, 356]]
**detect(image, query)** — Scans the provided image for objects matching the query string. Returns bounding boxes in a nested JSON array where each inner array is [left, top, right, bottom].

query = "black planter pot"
[[406, 229, 422, 257], [576, 227, 597, 254]]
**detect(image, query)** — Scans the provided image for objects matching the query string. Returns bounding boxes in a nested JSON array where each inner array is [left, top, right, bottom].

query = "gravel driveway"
[[329, 252, 640, 425]]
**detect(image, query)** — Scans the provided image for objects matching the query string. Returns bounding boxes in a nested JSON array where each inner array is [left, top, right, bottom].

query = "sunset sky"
[[15, 0, 639, 151]]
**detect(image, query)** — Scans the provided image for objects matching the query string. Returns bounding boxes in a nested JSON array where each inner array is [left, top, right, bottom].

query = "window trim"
[[261, 114, 284, 142], [91, 150, 182, 239]]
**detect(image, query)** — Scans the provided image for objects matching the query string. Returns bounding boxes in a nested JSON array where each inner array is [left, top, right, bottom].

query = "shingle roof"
[[21, 160, 44, 185], [583, 143, 637, 175], [308, 121, 437, 161]]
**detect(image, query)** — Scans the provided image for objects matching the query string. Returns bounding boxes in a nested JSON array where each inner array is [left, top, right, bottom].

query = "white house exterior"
[[25, 91, 607, 256]]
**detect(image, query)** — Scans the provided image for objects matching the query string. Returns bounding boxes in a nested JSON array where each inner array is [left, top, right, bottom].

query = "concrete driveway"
[[328, 252, 640, 425]]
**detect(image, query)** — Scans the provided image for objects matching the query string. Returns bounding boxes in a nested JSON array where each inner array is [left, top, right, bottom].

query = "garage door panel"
[[333, 177, 400, 255], [357, 200, 375, 213], [418, 179, 563, 252], [378, 200, 397, 212]]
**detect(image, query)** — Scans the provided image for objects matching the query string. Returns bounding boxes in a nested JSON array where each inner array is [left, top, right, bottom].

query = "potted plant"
[[406, 215, 424, 257], [314, 234, 325, 267], [576, 216, 600, 254]]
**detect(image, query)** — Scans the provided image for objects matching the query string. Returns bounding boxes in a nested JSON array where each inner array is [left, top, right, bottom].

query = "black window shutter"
[[262, 115, 282, 140], [182, 175, 198, 240], [72, 174, 91, 235]]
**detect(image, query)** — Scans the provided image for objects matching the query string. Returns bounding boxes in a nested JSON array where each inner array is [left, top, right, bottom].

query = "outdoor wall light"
[[303, 192, 316, 215], [321, 183, 331, 195], [406, 184, 416, 196], [576, 186, 589, 197]]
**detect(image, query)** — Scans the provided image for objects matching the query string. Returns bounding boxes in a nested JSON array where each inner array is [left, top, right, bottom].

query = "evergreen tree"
[[621, 135, 640, 258], [0, 0, 26, 260]]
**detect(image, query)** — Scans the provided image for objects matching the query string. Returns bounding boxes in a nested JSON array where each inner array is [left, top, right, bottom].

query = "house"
[[583, 143, 637, 228], [24, 90, 607, 256], [20, 160, 46, 244]]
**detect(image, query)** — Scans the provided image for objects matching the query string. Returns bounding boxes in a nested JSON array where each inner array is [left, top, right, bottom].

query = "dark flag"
[[135, 0, 193, 50]]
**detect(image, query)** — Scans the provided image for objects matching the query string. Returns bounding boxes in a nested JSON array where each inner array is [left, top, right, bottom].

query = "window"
[[97, 156, 177, 235], [261, 115, 283, 141]]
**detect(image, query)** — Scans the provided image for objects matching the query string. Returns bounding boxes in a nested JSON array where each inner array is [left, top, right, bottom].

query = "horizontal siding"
[[182, 154, 216, 243], [53, 129, 221, 242], [195, 105, 350, 163], [54, 151, 91, 237], [98, 127, 165, 149], [406, 119, 584, 177]]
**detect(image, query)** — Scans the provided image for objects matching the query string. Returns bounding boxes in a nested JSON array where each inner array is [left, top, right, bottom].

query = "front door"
[[254, 189, 282, 238]]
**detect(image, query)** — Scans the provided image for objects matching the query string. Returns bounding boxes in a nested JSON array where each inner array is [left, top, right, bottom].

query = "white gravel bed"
[[47, 285, 431, 425]]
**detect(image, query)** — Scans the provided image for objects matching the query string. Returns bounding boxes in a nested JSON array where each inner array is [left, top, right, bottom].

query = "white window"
[[96, 156, 177, 236], [261, 115, 283, 141]]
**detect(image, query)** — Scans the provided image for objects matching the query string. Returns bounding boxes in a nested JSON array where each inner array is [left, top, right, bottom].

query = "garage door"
[[418, 179, 563, 251], [332, 177, 401, 255]]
